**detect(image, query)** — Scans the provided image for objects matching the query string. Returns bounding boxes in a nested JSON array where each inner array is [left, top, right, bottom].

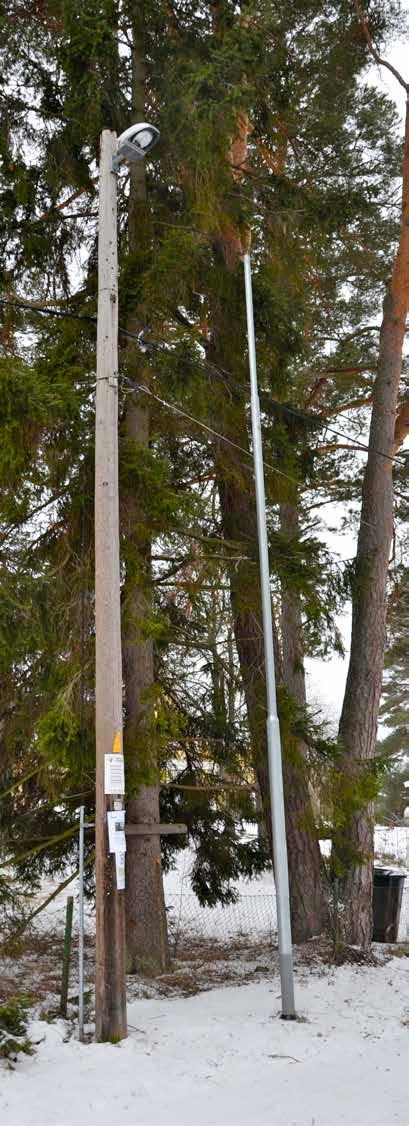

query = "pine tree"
[[0, 0, 406, 956], [332, 1, 409, 945], [376, 561, 409, 821], [149, 0, 403, 939]]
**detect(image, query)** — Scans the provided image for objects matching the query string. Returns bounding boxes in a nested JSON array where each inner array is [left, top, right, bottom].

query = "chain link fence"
[[166, 892, 277, 955], [164, 827, 409, 951], [6, 825, 409, 973]]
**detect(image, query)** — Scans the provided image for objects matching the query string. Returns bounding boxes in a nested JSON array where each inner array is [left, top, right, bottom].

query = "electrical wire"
[[124, 336, 407, 467], [121, 375, 377, 527], [121, 375, 300, 485], [0, 294, 406, 465], [0, 296, 97, 325], [135, 331, 406, 466]]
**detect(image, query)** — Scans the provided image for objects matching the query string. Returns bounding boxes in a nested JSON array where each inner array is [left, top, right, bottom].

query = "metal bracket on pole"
[[108, 369, 119, 389], [125, 822, 188, 836]]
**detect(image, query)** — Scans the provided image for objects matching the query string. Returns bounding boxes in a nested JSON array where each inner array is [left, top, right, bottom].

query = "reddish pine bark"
[[333, 98, 409, 946]]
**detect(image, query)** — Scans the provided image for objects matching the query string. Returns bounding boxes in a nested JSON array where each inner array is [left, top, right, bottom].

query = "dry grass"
[[0, 923, 94, 1008], [0, 921, 398, 1015]]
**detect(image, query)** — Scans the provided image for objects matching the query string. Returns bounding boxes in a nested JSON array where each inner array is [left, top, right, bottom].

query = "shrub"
[[0, 995, 34, 1060]]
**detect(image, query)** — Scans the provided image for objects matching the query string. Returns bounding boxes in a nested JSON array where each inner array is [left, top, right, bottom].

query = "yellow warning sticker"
[[112, 730, 122, 754]]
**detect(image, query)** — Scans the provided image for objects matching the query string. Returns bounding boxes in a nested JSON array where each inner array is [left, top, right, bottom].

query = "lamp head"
[[113, 123, 160, 170]]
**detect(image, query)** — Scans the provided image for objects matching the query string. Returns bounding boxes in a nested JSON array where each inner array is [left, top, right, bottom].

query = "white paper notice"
[[104, 753, 125, 795], [107, 809, 126, 854], [115, 851, 126, 890]]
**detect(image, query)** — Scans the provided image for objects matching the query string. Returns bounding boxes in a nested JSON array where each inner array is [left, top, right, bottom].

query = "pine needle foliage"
[[0, 995, 34, 1061], [0, 0, 406, 907]]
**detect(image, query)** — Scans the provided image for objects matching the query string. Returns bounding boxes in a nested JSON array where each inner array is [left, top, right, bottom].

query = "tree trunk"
[[122, 6, 169, 974], [215, 419, 326, 941], [122, 400, 169, 975], [333, 98, 409, 946], [202, 89, 326, 937], [280, 501, 327, 940]]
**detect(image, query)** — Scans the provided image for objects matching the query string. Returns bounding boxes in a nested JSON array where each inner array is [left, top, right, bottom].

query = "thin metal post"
[[243, 252, 296, 1019], [78, 804, 85, 1042]]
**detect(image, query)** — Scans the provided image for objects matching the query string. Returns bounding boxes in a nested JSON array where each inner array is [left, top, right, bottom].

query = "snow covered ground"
[[2, 956, 409, 1126], [2, 834, 409, 1125]]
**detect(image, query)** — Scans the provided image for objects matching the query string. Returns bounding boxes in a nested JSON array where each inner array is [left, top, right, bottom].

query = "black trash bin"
[[372, 867, 406, 942]]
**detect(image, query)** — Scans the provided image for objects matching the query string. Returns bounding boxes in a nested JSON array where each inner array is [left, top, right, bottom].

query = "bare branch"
[[315, 443, 369, 454], [353, 0, 409, 92], [394, 398, 409, 452], [331, 396, 373, 415], [35, 177, 98, 225]]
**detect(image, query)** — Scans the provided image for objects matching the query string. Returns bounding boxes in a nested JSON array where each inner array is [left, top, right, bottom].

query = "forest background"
[[0, 0, 408, 972]]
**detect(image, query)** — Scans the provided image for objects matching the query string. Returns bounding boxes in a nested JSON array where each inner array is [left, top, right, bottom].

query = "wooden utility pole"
[[95, 129, 127, 1042]]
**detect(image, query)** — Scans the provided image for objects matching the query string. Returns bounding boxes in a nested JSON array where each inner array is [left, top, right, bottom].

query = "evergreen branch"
[[123, 377, 300, 484], [316, 366, 376, 378], [0, 855, 94, 952], [330, 397, 373, 414], [152, 559, 196, 585], [305, 378, 373, 408], [0, 766, 41, 804], [0, 488, 71, 544], [252, 136, 287, 177], [394, 399, 409, 452], [0, 296, 97, 325], [5, 823, 80, 867], [162, 782, 256, 792]]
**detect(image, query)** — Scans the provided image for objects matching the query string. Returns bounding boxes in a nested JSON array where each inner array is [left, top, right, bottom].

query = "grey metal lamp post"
[[243, 252, 296, 1020]]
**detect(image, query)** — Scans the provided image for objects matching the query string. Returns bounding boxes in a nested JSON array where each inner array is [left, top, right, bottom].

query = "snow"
[[165, 847, 278, 948], [22, 828, 409, 954], [2, 958, 409, 1126], [3, 835, 409, 1124], [166, 834, 409, 945]]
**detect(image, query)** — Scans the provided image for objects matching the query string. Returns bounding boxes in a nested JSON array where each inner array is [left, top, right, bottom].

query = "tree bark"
[[197, 70, 326, 936], [333, 98, 409, 946], [280, 501, 327, 940], [122, 5, 169, 974], [215, 415, 326, 941], [122, 401, 169, 975]]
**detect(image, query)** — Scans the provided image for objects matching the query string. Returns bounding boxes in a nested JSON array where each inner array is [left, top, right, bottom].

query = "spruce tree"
[[0, 0, 405, 954]]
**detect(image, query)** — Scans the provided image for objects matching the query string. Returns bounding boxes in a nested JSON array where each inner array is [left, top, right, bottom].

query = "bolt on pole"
[[243, 252, 296, 1020], [95, 129, 127, 1042]]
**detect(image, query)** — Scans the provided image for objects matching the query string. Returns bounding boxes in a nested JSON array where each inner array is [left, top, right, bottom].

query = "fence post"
[[60, 896, 74, 1018]]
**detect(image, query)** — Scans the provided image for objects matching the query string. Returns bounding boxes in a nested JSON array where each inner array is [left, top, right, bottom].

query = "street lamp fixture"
[[113, 122, 160, 170]]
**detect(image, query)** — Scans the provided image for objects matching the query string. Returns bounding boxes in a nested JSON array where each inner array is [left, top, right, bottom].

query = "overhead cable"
[[0, 295, 406, 465]]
